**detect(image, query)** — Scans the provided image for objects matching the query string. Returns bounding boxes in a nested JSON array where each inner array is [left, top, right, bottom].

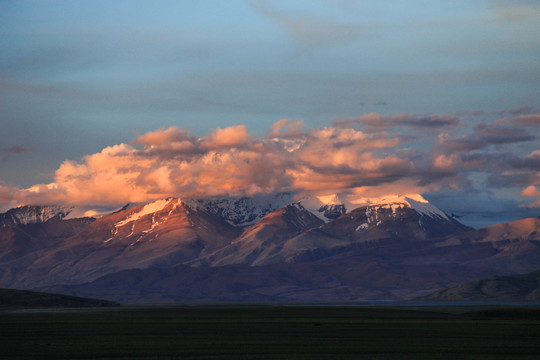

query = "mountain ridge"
[[0, 194, 538, 302]]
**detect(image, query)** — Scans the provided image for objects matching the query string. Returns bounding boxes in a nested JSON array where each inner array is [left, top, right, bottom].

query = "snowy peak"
[[405, 196, 449, 220], [105, 198, 183, 244], [114, 198, 177, 228], [181, 193, 293, 227], [0, 205, 74, 227], [354, 194, 449, 221], [298, 193, 451, 223], [299, 195, 347, 222]]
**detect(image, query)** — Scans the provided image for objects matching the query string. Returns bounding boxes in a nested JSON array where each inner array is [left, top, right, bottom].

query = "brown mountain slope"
[[201, 203, 472, 266], [196, 204, 325, 266], [9, 198, 241, 288]]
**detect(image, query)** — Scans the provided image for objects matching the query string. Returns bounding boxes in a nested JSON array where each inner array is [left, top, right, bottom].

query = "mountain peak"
[[353, 194, 449, 221], [181, 193, 293, 227], [0, 204, 74, 227], [298, 195, 347, 222]]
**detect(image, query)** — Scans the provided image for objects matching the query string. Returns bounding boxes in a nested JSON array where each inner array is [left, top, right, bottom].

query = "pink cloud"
[[132, 126, 191, 146], [268, 119, 305, 138], [522, 185, 540, 197], [511, 113, 540, 126], [200, 125, 252, 150], [3, 112, 536, 210], [521, 185, 540, 208]]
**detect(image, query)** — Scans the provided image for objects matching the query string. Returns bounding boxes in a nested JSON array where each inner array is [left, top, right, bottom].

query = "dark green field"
[[2, 305, 540, 359]]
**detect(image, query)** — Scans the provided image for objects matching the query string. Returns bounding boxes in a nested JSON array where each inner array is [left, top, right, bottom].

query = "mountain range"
[[1, 194, 539, 303]]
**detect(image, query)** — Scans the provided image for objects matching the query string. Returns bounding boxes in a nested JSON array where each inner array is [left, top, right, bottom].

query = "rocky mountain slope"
[[0, 195, 538, 302], [196, 198, 471, 266], [0, 205, 74, 227]]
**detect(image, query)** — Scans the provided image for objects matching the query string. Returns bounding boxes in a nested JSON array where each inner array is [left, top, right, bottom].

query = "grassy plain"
[[1, 304, 540, 359]]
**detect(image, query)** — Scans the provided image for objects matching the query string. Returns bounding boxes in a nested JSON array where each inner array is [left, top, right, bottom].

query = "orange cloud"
[[200, 125, 252, 150], [132, 126, 191, 146], [521, 185, 540, 207], [268, 119, 305, 138], [5, 115, 517, 209], [522, 185, 540, 197]]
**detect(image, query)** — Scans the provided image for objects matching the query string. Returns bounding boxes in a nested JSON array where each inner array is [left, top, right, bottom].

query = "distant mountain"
[[1, 195, 539, 302], [0, 205, 74, 227], [0, 216, 95, 288], [429, 216, 540, 274], [40, 261, 487, 303], [0, 287, 119, 309], [182, 193, 293, 226], [416, 269, 540, 302], [197, 197, 471, 267], [194, 203, 325, 266], [13, 198, 242, 287]]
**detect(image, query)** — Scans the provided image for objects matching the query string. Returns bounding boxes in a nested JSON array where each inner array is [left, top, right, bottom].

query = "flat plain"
[[1, 305, 540, 359]]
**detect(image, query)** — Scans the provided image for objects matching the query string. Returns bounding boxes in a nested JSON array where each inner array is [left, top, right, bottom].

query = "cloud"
[[1, 146, 33, 161], [522, 185, 540, 197], [1, 121, 437, 208], [497, 106, 537, 116], [249, 1, 359, 51], [521, 185, 540, 207], [437, 123, 535, 152], [0, 184, 17, 209], [200, 125, 253, 150], [334, 112, 460, 133], [2, 111, 540, 211], [268, 119, 305, 139], [510, 113, 540, 126], [132, 127, 192, 146]]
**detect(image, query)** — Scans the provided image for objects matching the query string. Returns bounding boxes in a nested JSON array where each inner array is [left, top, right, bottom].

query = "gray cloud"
[[1, 146, 33, 161], [497, 106, 537, 116], [248, 1, 360, 51], [437, 123, 535, 152], [510, 113, 540, 126], [334, 113, 460, 133]]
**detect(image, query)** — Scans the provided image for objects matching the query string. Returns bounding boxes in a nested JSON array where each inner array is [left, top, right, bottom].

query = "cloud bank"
[[2, 111, 539, 211]]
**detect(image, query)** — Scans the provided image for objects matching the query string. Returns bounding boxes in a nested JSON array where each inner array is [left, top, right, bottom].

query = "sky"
[[0, 0, 539, 228]]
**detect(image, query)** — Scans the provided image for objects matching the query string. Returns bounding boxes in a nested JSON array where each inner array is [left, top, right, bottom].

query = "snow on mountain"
[[104, 198, 183, 244], [299, 193, 452, 224], [195, 202, 325, 266], [299, 195, 347, 222], [181, 193, 293, 227], [353, 194, 450, 220], [0, 205, 75, 227], [115, 199, 175, 228]]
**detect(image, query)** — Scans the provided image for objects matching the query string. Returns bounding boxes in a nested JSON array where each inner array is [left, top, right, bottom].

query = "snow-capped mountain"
[[298, 195, 347, 222], [347, 194, 471, 238], [196, 195, 471, 266], [0, 205, 74, 227], [2, 193, 539, 302], [194, 202, 325, 266], [181, 193, 293, 226], [15, 197, 242, 286]]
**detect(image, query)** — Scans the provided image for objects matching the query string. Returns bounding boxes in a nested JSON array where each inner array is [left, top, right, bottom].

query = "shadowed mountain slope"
[[416, 269, 540, 302], [0, 288, 119, 309]]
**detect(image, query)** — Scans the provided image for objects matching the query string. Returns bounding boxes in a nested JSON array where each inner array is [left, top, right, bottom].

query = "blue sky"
[[1, 1, 539, 227]]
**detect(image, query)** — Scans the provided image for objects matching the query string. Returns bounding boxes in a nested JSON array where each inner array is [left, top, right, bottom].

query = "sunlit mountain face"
[[1, 192, 539, 303]]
